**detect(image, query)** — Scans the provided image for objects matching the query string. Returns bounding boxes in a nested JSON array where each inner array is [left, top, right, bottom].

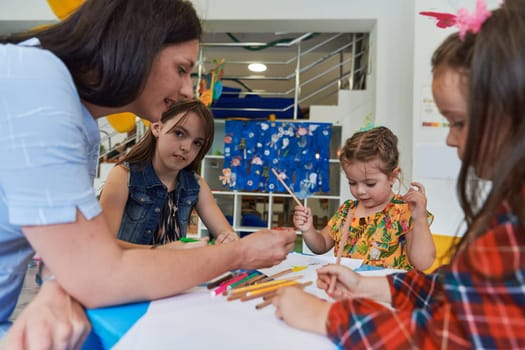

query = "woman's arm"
[[23, 210, 297, 309], [195, 176, 239, 243], [99, 164, 130, 238]]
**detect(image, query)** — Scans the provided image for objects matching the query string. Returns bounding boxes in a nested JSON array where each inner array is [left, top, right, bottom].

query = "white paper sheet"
[[112, 253, 397, 350]]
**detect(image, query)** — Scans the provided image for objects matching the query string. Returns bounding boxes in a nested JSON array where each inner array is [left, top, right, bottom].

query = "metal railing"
[[195, 32, 369, 120]]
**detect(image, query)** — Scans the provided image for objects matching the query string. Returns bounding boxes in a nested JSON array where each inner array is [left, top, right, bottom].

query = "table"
[[85, 252, 401, 350]]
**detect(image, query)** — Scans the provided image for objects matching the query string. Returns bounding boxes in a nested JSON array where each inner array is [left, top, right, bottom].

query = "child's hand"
[[272, 287, 330, 335], [293, 205, 313, 232], [403, 182, 428, 220], [316, 264, 361, 300], [214, 231, 240, 244]]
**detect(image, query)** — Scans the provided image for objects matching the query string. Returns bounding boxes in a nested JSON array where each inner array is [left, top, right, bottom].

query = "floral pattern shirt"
[[327, 194, 433, 270]]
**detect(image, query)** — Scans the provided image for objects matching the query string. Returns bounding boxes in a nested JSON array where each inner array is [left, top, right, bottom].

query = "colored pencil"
[[211, 272, 248, 296], [271, 168, 303, 208], [254, 281, 313, 310], [328, 212, 353, 294], [206, 272, 235, 289], [241, 280, 300, 301], [245, 273, 267, 285], [228, 272, 260, 290], [256, 265, 307, 284], [228, 275, 303, 296]]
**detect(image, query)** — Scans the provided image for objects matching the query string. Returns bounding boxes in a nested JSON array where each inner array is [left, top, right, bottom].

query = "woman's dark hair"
[[121, 99, 214, 172], [1, 0, 202, 107]]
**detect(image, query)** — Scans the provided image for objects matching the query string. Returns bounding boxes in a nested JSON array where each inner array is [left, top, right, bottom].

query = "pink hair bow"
[[456, 0, 492, 40], [419, 0, 494, 40]]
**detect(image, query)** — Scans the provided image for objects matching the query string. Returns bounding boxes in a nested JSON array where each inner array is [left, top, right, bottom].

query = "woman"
[[0, 1, 296, 348]]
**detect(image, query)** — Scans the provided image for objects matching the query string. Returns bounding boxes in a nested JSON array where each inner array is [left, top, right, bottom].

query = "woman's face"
[[432, 66, 469, 161], [132, 40, 199, 122]]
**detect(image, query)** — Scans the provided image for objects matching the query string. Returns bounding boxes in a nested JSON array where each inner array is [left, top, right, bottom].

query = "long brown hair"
[[121, 100, 214, 172], [463, 0, 525, 237]]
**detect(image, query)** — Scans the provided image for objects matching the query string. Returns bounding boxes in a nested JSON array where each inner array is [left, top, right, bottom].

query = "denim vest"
[[117, 162, 200, 244]]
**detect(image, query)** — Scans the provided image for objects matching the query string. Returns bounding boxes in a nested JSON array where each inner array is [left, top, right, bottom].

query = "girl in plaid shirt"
[[272, 1, 525, 348]]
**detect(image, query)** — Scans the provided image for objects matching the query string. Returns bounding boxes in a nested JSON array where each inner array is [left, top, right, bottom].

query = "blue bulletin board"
[[220, 120, 332, 198]]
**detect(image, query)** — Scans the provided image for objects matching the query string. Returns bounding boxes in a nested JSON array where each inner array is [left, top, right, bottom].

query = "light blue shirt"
[[0, 39, 101, 336]]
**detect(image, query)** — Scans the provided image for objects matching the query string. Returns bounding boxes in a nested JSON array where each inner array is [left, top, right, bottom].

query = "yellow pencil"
[[229, 275, 303, 296], [241, 280, 300, 300]]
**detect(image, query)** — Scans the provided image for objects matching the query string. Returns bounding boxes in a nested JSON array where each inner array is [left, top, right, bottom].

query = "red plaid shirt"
[[327, 200, 525, 349]]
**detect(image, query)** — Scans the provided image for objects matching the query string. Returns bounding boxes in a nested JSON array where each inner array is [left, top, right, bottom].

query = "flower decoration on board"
[[419, 0, 495, 40]]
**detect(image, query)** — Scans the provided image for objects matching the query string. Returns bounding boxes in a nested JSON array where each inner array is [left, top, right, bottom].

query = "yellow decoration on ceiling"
[[46, 0, 151, 133], [46, 0, 84, 20], [106, 113, 137, 133]]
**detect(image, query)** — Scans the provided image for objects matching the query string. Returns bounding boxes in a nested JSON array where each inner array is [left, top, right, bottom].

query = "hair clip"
[[455, 0, 492, 40]]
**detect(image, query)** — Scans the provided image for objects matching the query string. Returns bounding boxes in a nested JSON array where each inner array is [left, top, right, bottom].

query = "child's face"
[[152, 111, 205, 172], [342, 158, 396, 212], [432, 66, 469, 160]]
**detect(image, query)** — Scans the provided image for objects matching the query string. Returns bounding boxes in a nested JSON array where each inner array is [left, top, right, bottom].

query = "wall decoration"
[[222, 120, 332, 197]]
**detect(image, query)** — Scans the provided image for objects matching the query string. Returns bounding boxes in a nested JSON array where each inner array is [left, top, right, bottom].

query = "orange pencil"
[[241, 280, 300, 301], [271, 168, 303, 208], [229, 275, 303, 296], [256, 265, 307, 284], [254, 281, 313, 310], [328, 212, 353, 294]]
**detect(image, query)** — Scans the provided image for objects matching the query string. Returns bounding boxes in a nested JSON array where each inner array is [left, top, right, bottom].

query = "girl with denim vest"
[[100, 99, 239, 248]]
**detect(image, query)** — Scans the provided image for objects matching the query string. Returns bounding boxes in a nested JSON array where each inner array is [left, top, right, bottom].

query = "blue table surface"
[[83, 264, 385, 349]]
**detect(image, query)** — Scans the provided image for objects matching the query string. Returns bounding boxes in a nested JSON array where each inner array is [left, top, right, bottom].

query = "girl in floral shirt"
[[294, 126, 435, 271]]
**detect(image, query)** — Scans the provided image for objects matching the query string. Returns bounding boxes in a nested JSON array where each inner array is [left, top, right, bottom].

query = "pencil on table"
[[241, 279, 301, 301], [328, 212, 353, 294], [206, 272, 235, 289], [228, 275, 304, 297], [226, 276, 303, 301], [271, 168, 304, 208], [228, 272, 261, 290], [211, 271, 248, 296], [245, 273, 267, 285], [254, 281, 313, 310], [256, 265, 307, 284]]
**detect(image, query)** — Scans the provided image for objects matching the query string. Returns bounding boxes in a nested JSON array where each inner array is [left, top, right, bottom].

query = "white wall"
[[412, 1, 463, 236]]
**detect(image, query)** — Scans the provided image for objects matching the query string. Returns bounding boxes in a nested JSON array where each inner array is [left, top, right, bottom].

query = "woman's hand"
[[272, 286, 331, 335], [4, 280, 91, 350]]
